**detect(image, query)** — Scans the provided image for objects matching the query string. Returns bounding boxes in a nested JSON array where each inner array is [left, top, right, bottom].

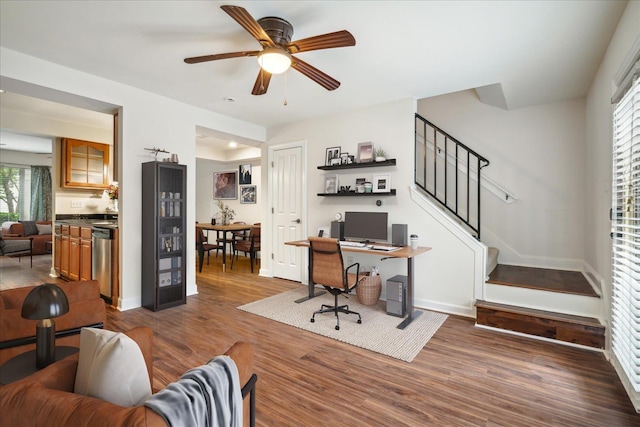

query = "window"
[[611, 75, 640, 394], [0, 165, 31, 222]]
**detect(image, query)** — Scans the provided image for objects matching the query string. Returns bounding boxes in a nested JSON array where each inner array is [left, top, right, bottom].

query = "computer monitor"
[[343, 211, 388, 243]]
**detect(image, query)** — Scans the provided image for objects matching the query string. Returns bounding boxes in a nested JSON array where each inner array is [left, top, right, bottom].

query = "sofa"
[[0, 280, 107, 365], [0, 327, 256, 427], [1, 221, 52, 255]]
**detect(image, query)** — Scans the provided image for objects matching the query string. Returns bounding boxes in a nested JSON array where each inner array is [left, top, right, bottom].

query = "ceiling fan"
[[184, 5, 356, 95]]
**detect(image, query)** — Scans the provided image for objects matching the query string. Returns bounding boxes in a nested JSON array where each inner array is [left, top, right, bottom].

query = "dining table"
[[197, 223, 253, 272]]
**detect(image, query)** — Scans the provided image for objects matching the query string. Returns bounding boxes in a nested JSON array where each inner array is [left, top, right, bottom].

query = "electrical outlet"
[[347, 255, 354, 265], [71, 200, 84, 208]]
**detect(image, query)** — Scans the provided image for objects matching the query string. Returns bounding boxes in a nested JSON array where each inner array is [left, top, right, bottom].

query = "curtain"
[[30, 166, 52, 220], [611, 75, 640, 395]]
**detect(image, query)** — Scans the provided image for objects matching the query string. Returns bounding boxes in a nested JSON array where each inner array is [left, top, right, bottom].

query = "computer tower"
[[391, 224, 408, 246], [386, 274, 407, 317], [330, 221, 345, 240]]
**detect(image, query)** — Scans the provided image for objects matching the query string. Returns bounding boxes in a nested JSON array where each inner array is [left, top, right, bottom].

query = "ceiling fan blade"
[[221, 5, 275, 48], [251, 69, 272, 95], [287, 30, 355, 54], [184, 51, 260, 64], [290, 57, 340, 91]]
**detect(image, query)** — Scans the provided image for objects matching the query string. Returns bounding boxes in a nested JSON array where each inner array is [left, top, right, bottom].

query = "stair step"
[[476, 300, 605, 349], [488, 264, 598, 297]]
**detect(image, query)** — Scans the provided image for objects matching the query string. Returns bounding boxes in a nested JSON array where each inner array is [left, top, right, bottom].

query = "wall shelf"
[[317, 159, 396, 170], [318, 190, 396, 197]]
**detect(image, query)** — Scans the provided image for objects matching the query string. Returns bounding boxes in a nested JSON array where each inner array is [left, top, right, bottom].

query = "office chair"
[[231, 225, 261, 273], [196, 226, 221, 273], [308, 237, 362, 330]]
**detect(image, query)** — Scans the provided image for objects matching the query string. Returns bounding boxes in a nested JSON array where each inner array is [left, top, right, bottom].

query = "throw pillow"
[[19, 221, 38, 236], [35, 223, 52, 235], [74, 327, 152, 407]]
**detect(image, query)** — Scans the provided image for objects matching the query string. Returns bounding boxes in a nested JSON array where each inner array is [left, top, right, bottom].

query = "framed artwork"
[[213, 171, 237, 199], [340, 152, 351, 165], [239, 164, 252, 185], [324, 174, 338, 194], [325, 146, 341, 166], [373, 174, 391, 193], [357, 142, 374, 163], [240, 185, 256, 204]]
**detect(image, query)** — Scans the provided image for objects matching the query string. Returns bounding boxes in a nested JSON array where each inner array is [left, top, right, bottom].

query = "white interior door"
[[271, 144, 305, 281]]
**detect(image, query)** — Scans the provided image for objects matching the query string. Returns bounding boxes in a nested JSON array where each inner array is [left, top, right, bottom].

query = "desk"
[[198, 223, 253, 272], [285, 240, 431, 329], [0, 346, 78, 384]]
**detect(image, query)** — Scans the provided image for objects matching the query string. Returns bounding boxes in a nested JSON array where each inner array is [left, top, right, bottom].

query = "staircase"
[[414, 113, 604, 350], [477, 264, 604, 349]]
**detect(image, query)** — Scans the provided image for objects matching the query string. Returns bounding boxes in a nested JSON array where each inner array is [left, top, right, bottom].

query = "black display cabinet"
[[141, 161, 187, 311]]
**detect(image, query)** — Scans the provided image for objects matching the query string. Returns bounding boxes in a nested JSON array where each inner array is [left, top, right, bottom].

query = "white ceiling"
[[0, 1, 628, 131]]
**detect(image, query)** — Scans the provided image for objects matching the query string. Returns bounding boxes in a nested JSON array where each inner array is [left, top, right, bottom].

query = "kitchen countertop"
[[55, 216, 118, 228]]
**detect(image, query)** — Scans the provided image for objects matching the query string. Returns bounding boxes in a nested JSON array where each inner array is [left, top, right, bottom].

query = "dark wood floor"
[[4, 254, 639, 425], [488, 264, 599, 297]]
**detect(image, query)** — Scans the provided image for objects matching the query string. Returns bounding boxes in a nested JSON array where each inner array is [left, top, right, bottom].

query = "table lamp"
[[21, 283, 69, 369]]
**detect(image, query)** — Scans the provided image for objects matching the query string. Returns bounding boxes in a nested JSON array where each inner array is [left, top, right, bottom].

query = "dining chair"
[[231, 225, 261, 273], [308, 236, 363, 330], [216, 221, 246, 261], [196, 226, 222, 273]]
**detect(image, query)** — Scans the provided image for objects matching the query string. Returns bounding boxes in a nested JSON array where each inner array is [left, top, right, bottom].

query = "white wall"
[[1, 47, 266, 310], [418, 91, 588, 272], [265, 98, 479, 317], [195, 158, 262, 227]]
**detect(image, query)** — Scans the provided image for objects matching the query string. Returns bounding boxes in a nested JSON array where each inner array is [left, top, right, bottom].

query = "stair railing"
[[414, 113, 490, 239]]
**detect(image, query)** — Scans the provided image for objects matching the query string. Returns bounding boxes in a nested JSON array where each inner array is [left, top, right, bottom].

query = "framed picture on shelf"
[[213, 171, 237, 199], [324, 174, 338, 194], [240, 185, 256, 204], [239, 164, 252, 185], [325, 146, 341, 166], [372, 174, 391, 193], [357, 142, 374, 163], [340, 152, 351, 165]]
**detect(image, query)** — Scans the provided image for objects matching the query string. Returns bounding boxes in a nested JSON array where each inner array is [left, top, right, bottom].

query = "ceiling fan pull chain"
[[283, 70, 288, 106]]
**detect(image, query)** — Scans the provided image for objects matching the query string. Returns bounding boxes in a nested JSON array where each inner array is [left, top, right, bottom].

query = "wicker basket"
[[356, 275, 382, 305]]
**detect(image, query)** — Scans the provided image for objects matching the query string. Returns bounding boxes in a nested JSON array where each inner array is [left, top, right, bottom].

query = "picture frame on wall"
[[239, 164, 252, 185], [213, 171, 237, 199], [324, 174, 338, 194], [240, 185, 256, 204], [357, 142, 374, 163], [372, 174, 391, 193], [325, 146, 341, 166]]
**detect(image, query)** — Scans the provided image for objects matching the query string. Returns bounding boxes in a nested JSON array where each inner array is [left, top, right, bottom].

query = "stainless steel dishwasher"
[[92, 226, 115, 300]]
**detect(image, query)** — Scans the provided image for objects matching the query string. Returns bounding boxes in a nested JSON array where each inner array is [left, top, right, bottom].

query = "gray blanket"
[[144, 355, 242, 427]]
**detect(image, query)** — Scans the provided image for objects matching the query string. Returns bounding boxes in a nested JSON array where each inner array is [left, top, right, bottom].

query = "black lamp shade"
[[21, 284, 69, 320]]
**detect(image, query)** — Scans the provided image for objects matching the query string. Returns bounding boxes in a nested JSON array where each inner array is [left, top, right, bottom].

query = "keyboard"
[[369, 245, 400, 252], [339, 241, 367, 248]]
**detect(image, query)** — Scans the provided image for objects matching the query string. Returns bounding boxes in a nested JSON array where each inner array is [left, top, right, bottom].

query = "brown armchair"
[[0, 327, 257, 427], [308, 237, 363, 330], [231, 225, 261, 273]]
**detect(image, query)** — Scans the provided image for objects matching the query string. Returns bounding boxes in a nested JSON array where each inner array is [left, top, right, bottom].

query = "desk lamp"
[[21, 283, 69, 369]]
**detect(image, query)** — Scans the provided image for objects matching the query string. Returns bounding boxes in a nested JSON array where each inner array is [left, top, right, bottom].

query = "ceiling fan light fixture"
[[257, 48, 291, 74]]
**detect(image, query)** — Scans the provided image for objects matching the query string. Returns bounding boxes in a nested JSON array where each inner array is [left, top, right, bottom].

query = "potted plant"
[[375, 147, 387, 162], [216, 199, 235, 225]]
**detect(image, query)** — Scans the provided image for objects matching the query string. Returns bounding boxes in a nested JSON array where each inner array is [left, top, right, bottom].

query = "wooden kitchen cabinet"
[[80, 227, 92, 281], [57, 224, 92, 281], [69, 226, 81, 281], [62, 138, 110, 189]]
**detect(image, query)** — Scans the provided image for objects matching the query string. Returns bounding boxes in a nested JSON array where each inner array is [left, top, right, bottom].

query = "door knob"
[[292, 219, 301, 224]]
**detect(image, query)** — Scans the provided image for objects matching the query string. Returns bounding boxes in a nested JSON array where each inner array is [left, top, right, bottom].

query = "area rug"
[[237, 287, 448, 362]]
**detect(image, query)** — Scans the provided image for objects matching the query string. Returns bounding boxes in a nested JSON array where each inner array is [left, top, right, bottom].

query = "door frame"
[[266, 140, 307, 282]]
